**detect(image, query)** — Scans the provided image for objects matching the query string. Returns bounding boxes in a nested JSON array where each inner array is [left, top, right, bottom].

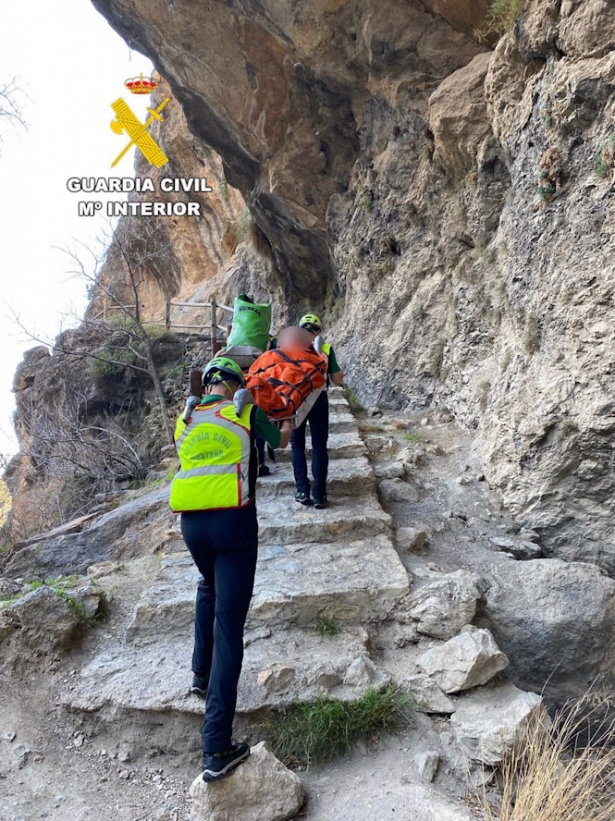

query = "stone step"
[[326, 412, 356, 433], [327, 389, 349, 407], [256, 493, 390, 545], [61, 626, 392, 761], [276, 430, 367, 461], [126, 531, 409, 642], [256, 457, 374, 499]]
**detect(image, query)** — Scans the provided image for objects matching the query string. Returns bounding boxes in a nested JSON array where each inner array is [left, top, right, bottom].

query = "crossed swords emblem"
[[110, 97, 170, 169]]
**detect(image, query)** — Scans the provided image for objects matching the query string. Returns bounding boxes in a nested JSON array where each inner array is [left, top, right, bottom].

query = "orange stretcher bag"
[[246, 349, 328, 419]]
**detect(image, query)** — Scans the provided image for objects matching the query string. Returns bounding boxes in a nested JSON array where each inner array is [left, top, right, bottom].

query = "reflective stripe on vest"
[[169, 400, 253, 512]]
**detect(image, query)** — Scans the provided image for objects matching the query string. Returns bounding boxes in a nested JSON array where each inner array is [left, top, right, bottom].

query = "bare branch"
[[0, 77, 27, 149]]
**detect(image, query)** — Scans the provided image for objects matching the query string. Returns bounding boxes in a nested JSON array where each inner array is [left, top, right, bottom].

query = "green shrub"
[[344, 387, 365, 414], [236, 206, 252, 242], [537, 181, 556, 202], [594, 137, 615, 179], [89, 334, 139, 381], [263, 685, 414, 766], [429, 343, 445, 380], [485, 0, 524, 36]]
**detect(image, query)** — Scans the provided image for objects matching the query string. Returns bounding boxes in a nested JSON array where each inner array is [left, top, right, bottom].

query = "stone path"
[[62, 389, 410, 760]]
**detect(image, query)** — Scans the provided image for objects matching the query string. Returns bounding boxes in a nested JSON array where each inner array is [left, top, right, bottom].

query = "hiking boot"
[[313, 497, 327, 509], [295, 490, 312, 506], [190, 674, 210, 697], [258, 464, 271, 478], [201, 742, 250, 782]]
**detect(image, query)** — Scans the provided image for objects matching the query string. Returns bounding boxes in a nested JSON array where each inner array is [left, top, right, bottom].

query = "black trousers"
[[180, 504, 258, 753], [291, 390, 329, 500], [256, 435, 266, 465]]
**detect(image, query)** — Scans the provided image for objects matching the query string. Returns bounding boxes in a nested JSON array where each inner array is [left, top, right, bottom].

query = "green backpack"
[[226, 294, 272, 352]]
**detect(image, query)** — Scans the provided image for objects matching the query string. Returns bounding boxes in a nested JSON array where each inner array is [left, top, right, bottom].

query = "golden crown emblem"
[[124, 73, 158, 95]]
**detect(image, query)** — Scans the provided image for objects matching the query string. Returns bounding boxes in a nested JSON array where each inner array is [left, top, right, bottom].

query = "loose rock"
[[408, 571, 480, 639], [190, 741, 304, 821], [379, 478, 419, 504], [397, 527, 429, 553], [87, 561, 121, 580], [415, 750, 440, 782], [419, 627, 509, 694], [451, 682, 548, 765], [343, 655, 391, 689], [402, 674, 456, 714], [374, 463, 405, 480]]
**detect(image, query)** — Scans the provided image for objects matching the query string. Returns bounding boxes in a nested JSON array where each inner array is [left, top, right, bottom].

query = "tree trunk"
[[143, 337, 174, 446]]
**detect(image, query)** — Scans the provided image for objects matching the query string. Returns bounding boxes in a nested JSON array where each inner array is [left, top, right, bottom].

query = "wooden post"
[[211, 299, 220, 355], [165, 300, 171, 332]]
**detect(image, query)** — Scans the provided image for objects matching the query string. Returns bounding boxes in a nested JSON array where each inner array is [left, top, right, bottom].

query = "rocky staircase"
[[61, 389, 410, 761]]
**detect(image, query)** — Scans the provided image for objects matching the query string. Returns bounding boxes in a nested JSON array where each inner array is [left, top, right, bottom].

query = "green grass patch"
[[263, 685, 414, 767], [404, 432, 421, 443], [344, 387, 365, 415], [315, 614, 339, 638]]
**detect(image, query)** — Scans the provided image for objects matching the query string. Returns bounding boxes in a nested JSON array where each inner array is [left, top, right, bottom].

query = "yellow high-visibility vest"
[[321, 342, 331, 356], [169, 400, 253, 512]]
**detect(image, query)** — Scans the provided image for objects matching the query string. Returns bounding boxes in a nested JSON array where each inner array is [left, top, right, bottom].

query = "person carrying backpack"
[[291, 314, 344, 508], [169, 356, 292, 782]]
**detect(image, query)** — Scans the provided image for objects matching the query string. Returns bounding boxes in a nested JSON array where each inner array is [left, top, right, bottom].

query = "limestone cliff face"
[[7, 1, 615, 569], [84, 0, 615, 573], [90, 0, 490, 302]]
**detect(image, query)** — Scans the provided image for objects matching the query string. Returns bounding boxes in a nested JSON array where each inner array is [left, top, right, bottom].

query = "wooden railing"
[[92, 298, 234, 354], [152, 299, 234, 354]]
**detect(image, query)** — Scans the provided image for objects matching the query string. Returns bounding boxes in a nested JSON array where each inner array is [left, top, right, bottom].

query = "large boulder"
[[429, 52, 494, 179], [419, 627, 509, 694], [4, 486, 173, 578], [0, 587, 80, 667], [481, 559, 615, 701], [407, 571, 480, 639], [450, 681, 549, 766], [189, 741, 304, 821]]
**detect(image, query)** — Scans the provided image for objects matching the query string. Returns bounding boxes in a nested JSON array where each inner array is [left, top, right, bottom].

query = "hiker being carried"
[[245, 326, 328, 423]]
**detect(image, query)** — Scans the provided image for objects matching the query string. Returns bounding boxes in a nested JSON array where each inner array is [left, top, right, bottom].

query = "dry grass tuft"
[[481, 695, 615, 821]]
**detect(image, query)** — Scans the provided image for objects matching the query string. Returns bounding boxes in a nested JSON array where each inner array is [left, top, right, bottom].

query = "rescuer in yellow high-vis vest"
[[169, 356, 292, 783], [170, 396, 254, 511]]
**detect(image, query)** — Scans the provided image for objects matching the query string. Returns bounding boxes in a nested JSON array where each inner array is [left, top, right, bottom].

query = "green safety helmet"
[[299, 313, 322, 333], [202, 356, 246, 388]]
